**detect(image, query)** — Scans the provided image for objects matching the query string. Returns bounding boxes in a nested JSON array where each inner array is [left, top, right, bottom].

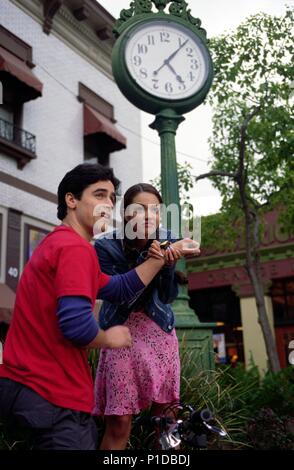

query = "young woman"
[[93, 183, 199, 450]]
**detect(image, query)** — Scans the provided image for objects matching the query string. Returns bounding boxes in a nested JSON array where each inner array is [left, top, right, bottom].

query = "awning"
[[0, 46, 43, 102], [84, 104, 127, 152], [0, 283, 15, 324]]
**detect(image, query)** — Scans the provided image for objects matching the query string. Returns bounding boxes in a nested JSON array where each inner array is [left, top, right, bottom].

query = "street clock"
[[112, 4, 213, 114]]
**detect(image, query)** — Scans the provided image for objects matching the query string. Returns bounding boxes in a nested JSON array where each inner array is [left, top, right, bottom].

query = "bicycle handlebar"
[[133, 403, 227, 450]]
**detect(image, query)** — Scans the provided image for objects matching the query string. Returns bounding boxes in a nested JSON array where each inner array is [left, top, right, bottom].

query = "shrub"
[[247, 407, 294, 450], [253, 368, 294, 417]]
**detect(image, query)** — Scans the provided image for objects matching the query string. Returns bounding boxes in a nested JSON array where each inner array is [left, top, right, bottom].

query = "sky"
[[98, 0, 290, 215]]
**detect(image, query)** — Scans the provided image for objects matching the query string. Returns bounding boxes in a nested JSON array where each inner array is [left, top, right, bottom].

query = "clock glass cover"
[[125, 20, 209, 101]]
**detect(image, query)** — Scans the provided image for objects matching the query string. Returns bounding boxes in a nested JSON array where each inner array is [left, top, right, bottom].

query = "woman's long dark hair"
[[123, 183, 162, 215], [122, 184, 186, 287], [122, 183, 162, 243], [122, 184, 163, 305]]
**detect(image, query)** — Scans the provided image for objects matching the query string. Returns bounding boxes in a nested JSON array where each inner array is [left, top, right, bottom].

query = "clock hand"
[[153, 59, 168, 76], [166, 62, 184, 83], [164, 38, 189, 64], [153, 38, 189, 76]]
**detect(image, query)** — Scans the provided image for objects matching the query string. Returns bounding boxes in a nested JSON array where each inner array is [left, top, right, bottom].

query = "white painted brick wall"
[[0, 181, 57, 224], [0, 0, 143, 224]]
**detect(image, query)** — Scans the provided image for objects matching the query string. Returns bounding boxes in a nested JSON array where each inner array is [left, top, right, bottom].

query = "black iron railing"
[[0, 118, 36, 154]]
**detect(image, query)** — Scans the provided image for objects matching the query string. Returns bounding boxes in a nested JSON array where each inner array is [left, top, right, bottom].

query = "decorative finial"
[[153, 0, 169, 11], [113, 0, 207, 42]]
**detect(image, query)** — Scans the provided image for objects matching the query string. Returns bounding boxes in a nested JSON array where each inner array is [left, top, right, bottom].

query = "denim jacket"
[[95, 228, 178, 333]]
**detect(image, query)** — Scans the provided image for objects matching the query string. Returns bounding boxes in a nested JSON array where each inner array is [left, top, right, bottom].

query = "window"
[[0, 101, 24, 155], [271, 278, 294, 325], [0, 213, 2, 272], [189, 286, 244, 363], [0, 104, 14, 125], [84, 130, 111, 166], [24, 225, 49, 263], [78, 83, 126, 166], [0, 26, 42, 168], [20, 216, 54, 272], [0, 206, 7, 283], [189, 286, 242, 324]]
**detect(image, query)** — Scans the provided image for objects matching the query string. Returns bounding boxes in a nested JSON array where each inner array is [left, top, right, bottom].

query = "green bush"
[[247, 407, 294, 450], [253, 367, 294, 416], [1, 343, 293, 450]]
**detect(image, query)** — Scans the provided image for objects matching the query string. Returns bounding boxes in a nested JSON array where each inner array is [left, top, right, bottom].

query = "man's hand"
[[88, 325, 132, 349]]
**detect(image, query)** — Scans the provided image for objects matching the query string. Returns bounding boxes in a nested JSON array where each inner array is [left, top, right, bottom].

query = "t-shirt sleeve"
[[55, 245, 97, 301], [99, 271, 111, 290]]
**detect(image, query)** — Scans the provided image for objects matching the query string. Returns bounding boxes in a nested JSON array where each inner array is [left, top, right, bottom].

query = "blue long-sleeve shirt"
[[57, 269, 144, 346]]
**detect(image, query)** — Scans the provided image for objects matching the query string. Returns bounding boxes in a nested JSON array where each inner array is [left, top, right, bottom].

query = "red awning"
[[0, 46, 43, 101], [0, 283, 15, 324], [84, 104, 126, 151]]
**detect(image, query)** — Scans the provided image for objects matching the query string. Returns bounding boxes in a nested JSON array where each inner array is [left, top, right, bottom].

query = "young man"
[[0, 164, 172, 450]]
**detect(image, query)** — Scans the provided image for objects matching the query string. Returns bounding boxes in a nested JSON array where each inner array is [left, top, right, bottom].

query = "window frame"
[[0, 206, 8, 284], [271, 277, 294, 325], [20, 215, 54, 273], [78, 82, 120, 166], [0, 26, 40, 168]]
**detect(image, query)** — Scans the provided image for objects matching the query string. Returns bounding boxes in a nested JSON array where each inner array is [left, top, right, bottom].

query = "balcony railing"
[[0, 117, 36, 155]]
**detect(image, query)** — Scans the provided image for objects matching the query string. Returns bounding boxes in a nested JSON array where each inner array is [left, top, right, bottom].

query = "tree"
[[151, 161, 194, 205], [196, 7, 294, 372]]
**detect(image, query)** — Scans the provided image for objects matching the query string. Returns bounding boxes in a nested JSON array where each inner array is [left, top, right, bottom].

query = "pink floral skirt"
[[93, 311, 180, 416]]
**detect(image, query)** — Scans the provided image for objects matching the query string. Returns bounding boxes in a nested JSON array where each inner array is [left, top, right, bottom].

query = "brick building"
[[0, 0, 143, 324]]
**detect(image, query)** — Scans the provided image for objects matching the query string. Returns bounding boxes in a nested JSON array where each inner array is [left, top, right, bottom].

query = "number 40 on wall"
[[8, 267, 19, 278]]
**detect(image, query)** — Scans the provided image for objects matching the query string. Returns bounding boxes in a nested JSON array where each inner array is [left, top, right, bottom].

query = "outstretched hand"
[[172, 238, 201, 257], [147, 238, 200, 265]]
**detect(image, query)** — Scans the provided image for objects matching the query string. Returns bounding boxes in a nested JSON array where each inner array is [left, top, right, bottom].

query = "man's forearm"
[[87, 329, 108, 349], [98, 269, 145, 303], [87, 325, 132, 349]]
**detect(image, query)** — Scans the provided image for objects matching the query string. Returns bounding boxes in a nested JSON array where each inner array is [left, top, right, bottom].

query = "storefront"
[[187, 210, 294, 371]]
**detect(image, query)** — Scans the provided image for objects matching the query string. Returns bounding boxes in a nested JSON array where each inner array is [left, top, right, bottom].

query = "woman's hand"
[[147, 238, 200, 265], [147, 240, 180, 265], [171, 238, 201, 257]]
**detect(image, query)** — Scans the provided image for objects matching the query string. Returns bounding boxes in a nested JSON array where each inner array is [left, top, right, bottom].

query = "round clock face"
[[125, 20, 210, 101]]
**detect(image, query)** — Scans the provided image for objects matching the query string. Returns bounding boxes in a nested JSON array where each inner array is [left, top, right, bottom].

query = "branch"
[[246, 194, 271, 211], [195, 170, 238, 182], [241, 106, 261, 132], [195, 108, 261, 184], [239, 106, 261, 168], [235, 107, 262, 275]]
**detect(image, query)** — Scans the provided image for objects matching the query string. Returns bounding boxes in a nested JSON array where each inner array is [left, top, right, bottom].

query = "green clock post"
[[112, 0, 216, 370]]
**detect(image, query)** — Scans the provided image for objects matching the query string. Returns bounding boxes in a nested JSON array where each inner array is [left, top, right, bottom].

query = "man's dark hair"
[[57, 163, 120, 220]]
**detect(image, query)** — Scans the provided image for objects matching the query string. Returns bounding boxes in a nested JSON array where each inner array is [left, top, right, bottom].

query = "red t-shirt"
[[0, 225, 110, 413]]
